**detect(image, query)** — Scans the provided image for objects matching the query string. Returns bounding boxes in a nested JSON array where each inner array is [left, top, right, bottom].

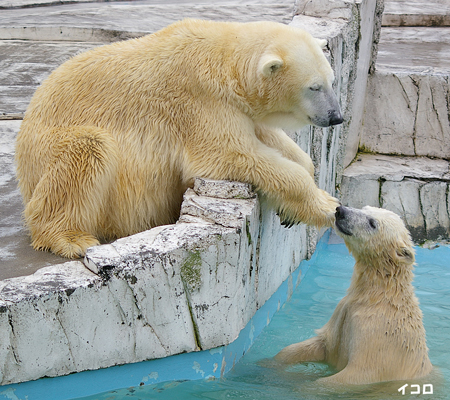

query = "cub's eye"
[[309, 84, 322, 91], [368, 218, 378, 230]]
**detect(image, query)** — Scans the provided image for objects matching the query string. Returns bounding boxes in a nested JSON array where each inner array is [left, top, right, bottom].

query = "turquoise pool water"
[[76, 236, 450, 400]]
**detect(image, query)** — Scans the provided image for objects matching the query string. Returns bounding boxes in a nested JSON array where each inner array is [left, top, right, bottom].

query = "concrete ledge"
[[0, 178, 311, 385], [0, 234, 317, 400], [382, 0, 450, 27]]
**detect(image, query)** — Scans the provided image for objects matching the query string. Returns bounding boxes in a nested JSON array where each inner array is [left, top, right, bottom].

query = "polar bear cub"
[[275, 206, 433, 385]]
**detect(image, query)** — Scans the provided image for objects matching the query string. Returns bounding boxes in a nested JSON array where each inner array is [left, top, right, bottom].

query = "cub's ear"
[[259, 54, 284, 77], [315, 38, 327, 49], [396, 247, 415, 263]]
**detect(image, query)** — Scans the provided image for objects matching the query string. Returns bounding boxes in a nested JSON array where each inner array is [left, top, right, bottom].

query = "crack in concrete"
[[446, 183, 450, 226], [430, 78, 446, 139], [180, 278, 202, 351], [445, 76, 450, 130], [122, 278, 167, 355], [254, 219, 262, 308], [409, 76, 420, 156], [418, 185, 428, 235], [378, 177, 385, 207], [395, 74, 413, 111], [54, 307, 75, 367], [7, 311, 20, 365]]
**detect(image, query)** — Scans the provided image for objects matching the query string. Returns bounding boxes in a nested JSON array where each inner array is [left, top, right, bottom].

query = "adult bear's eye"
[[368, 218, 378, 230], [309, 84, 321, 91]]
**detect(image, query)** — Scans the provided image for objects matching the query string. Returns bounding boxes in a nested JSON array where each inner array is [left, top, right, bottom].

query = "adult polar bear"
[[16, 19, 342, 258]]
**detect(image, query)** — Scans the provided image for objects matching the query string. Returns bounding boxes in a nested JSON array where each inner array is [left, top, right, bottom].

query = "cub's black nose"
[[335, 205, 347, 220]]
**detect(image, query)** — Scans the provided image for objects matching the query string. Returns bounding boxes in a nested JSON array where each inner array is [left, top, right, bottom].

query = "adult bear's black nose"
[[329, 110, 343, 126]]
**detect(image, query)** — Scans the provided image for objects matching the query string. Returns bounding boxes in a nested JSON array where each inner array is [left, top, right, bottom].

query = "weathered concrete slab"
[[340, 154, 450, 242], [344, 154, 450, 182], [0, 41, 101, 116], [0, 0, 295, 42], [383, 0, 450, 27], [377, 27, 450, 72], [361, 69, 450, 159], [361, 24, 450, 159]]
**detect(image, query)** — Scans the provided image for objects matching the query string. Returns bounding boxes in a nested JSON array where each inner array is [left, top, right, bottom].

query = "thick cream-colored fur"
[[275, 206, 433, 385], [16, 19, 339, 258]]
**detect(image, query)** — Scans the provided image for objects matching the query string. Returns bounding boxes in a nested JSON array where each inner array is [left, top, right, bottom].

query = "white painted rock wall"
[[361, 69, 450, 159], [0, 179, 310, 385]]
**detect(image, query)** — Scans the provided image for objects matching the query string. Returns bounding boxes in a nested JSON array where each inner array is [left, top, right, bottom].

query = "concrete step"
[[340, 154, 450, 243], [360, 26, 450, 159], [376, 26, 450, 72], [0, 40, 101, 116], [343, 5, 450, 243], [0, 0, 294, 42], [383, 0, 450, 27], [0, 0, 294, 117]]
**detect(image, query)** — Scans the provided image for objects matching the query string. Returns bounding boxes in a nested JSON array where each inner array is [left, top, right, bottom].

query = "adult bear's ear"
[[315, 38, 327, 49], [259, 54, 284, 77]]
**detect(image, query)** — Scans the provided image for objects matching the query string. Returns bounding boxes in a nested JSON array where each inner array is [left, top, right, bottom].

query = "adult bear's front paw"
[[314, 189, 340, 228]]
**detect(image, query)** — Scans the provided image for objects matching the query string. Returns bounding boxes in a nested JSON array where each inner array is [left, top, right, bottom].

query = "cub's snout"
[[335, 205, 353, 236], [335, 205, 379, 238]]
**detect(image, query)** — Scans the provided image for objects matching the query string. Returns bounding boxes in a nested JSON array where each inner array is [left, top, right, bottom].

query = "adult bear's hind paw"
[[34, 230, 100, 259]]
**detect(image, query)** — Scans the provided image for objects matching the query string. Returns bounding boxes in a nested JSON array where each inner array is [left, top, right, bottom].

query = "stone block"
[[193, 178, 255, 200], [341, 154, 450, 243], [339, 174, 380, 209], [380, 179, 426, 240], [420, 181, 450, 239], [179, 189, 257, 230], [361, 71, 417, 156], [414, 74, 450, 158], [0, 262, 102, 383]]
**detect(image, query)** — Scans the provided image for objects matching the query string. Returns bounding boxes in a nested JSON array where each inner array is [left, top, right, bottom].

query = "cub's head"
[[335, 206, 415, 268], [253, 24, 343, 129]]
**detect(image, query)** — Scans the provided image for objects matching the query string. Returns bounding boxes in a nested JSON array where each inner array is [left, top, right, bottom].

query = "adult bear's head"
[[249, 23, 343, 129]]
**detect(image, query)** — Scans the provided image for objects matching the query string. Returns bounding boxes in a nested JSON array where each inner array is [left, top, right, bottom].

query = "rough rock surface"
[[361, 69, 450, 159], [341, 2, 450, 244]]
